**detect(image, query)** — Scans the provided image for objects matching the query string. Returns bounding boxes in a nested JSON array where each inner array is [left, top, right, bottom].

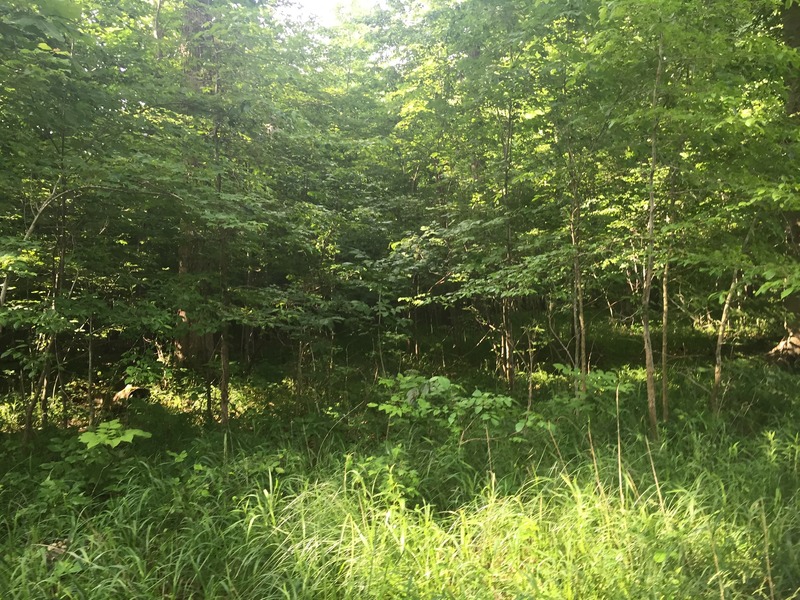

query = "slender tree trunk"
[[557, 17, 587, 391], [297, 340, 305, 393], [25, 370, 46, 440], [241, 253, 254, 368], [642, 312, 658, 439], [219, 329, 230, 426], [711, 271, 738, 413], [499, 99, 517, 390], [501, 297, 515, 389], [568, 177, 587, 391], [711, 219, 755, 411], [376, 292, 386, 377], [41, 380, 50, 428], [205, 379, 213, 425], [24, 337, 54, 440], [576, 250, 587, 382], [153, 0, 164, 59], [25, 187, 67, 434], [87, 315, 95, 426], [213, 89, 230, 426], [526, 328, 535, 411], [661, 261, 669, 421], [643, 35, 664, 440], [45, 368, 62, 429], [61, 373, 69, 428], [565, 143, 587, 392], [571, 270, 579, 364]]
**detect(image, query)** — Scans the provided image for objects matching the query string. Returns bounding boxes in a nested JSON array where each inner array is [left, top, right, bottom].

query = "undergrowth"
[[1, 362, 800, 599]]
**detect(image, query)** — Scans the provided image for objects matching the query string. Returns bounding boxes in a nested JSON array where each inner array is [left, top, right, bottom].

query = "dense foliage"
[[2, 0, 800, 597]]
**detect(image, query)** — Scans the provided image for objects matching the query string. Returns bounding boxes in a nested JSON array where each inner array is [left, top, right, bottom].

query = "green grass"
[[2, 360, 800, 599], [2, 421, 800, 599]]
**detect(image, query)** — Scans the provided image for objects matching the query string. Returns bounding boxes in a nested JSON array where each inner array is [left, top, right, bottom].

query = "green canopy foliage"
[[0, 0, 797, 429]]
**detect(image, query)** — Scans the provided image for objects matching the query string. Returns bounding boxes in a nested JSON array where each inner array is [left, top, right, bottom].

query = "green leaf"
[[78, 431, 100, 449], [50, 558, 82, 577], [39, 0, 82, 20]]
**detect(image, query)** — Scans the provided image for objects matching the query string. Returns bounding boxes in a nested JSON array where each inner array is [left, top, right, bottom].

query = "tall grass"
[[2, 411, 799, 600]]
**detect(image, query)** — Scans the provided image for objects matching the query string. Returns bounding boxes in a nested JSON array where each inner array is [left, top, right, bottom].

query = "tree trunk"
[[785, 3, 800, 116], [771, 3, 800, 359], [219, 330, 230, 426], [175, 0, 216, 370], [501, 297, 516, 389], [205, 378, 213, 425], [643, 34, 664, 440], [24, 336, 54, 440], [526, 327, 536, 411], [87, 315, 95, 426], [499, 98, 517, 390], [61, 373, 69, 428], [153, 0, 164, 59], [661, 262, 669, 421], [712, 220, 755, 409], [567, 147, 587, 392], [711, 271, 738, 413]]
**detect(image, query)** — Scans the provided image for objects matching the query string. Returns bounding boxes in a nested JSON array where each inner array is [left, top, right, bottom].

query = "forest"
[[2, 0, 800, 597]]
